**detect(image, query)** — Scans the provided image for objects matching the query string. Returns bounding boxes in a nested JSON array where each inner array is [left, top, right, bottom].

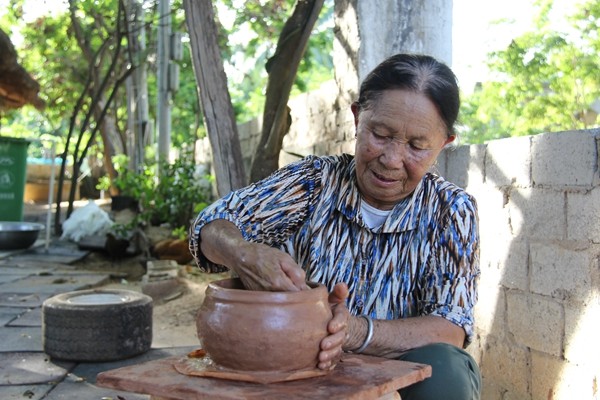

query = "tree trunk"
[[249, 0, 325, 183], [183, 0, 246, 196], [356, 0, 453, 80]]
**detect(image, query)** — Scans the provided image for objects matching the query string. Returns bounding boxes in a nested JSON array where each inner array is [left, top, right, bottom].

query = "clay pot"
[[197, 278, 332, 372]]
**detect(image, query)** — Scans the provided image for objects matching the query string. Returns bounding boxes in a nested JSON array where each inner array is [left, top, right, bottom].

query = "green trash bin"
[[0, 137, 31, 221]]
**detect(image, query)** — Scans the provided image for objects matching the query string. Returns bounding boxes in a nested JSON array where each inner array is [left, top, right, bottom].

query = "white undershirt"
[[360, 200, 392, 229]]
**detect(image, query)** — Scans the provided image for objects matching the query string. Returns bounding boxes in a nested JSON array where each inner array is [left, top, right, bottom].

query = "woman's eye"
[[409, 141, 426, 150], [371, 130, 388, 140]]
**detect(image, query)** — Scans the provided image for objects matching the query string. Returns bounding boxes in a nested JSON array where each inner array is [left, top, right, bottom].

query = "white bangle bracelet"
[[354, 315, 374, 353]]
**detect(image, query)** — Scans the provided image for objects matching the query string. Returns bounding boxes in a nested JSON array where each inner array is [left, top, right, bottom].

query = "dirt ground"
[[70, 249, 230, 348]]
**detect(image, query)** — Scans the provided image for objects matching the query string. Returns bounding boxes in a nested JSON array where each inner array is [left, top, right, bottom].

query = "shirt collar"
[[334, 159, 424, 233]]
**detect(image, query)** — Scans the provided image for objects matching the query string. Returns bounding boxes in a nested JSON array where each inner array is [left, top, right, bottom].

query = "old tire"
[[42, 289, 153, 362]]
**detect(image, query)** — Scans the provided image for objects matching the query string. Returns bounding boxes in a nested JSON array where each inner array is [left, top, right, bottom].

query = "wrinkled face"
[[353, 89, 455, 210]]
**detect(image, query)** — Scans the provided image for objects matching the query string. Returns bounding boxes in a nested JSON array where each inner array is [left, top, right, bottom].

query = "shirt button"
[[356, 299, 364, 312]]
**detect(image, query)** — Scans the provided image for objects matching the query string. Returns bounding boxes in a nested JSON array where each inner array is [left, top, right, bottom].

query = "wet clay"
[[196, 278, 332, 375], [173, 353, 329, 384]]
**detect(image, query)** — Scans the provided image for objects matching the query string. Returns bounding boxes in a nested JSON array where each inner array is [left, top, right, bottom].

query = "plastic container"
[[0, 137, 31, 221]]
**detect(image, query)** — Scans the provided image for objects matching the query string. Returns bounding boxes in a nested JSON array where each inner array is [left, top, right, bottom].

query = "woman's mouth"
[[372, 171, 396, 183]]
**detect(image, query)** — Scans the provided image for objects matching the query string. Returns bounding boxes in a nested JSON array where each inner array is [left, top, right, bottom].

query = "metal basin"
[[0, 222, 45, 251]]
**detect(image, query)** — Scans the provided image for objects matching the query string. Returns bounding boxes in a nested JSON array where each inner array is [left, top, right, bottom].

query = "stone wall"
[[224, 95, 600, 398]]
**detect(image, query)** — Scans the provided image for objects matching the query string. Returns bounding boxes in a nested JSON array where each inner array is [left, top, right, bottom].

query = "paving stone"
[[0, 261, 63, 272], [0, 383, 52, 400], [0, 265, 48, 275], [70, 346, 196, 385], [6, 245, 89, 265], [0, 352, 74, 385], [0, 307, 28, 326], [7, 307, 41, 327], [0, 274, 110, 295], [0, 293, 53, 308], [43, 373, 148, 400], [0, 249, 34, 261], [0, 327, 43, 352], [0, 275, 28, 284]]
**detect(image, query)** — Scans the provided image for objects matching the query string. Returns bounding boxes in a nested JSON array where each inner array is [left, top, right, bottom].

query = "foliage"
[[215, 0, 334, 122], [0, 1, 77, 156], [108, 218, 137, 240], [459, 0, 600, 144], [105, 149, 212, 231], [99, 154, 154, 198], [171, 225, 188, 241], [149, 150, 211, 229], [1, 0, 334, 160]]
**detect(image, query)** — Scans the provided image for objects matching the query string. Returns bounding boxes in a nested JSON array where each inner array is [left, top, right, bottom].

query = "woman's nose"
[[378, 142, 405, 168]]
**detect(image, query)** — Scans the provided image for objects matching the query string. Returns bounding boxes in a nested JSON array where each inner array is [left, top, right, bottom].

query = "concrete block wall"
[[438, 130, 600, 400]]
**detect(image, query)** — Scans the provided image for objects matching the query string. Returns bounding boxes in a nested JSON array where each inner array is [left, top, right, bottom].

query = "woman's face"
[[353, 89, 455, 210]]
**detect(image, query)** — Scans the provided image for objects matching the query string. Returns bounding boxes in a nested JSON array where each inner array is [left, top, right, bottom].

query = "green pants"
[[397, 343, 481, 400]]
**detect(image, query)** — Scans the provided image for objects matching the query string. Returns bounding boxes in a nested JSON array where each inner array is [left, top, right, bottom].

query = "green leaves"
[[107, 150, 211, 231], [460, 0, 600, 144], [213, 0, 333, 122]]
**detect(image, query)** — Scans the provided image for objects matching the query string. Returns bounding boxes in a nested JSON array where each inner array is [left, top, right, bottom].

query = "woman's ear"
[[444, 135, 456, 147], [351, 102, 360, 128]]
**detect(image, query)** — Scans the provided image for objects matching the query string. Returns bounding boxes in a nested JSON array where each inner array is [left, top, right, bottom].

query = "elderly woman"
[[190, 53, 481, 400]]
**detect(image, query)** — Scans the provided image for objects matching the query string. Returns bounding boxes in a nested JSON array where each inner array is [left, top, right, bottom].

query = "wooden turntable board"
[[97, 353, 431, 399]]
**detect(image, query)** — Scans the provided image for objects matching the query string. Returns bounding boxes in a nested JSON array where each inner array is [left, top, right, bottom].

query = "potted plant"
[[97, 155, 153, 211], [105, 222, 133, 259]]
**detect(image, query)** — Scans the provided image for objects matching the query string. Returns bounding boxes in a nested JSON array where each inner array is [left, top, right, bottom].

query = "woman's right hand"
[[199, 219, 308, 292], [234, 241, 309, 291]]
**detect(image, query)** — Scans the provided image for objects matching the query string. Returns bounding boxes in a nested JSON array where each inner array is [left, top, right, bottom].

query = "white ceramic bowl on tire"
[[42, 289, 153, 362]]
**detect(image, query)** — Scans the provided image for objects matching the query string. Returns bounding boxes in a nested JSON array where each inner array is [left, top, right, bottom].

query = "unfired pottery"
[[196, 278, 332, 373]]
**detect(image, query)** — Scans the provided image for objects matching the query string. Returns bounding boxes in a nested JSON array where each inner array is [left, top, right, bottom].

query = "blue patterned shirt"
[[190, 154, 480, 341]]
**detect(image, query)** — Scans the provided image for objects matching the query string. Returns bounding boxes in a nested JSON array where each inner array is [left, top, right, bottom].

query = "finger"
[[328, 282, 349, 305], [318, 336, 344, 370], [321, 329, 346, 350], [280, 259, 309, 290]]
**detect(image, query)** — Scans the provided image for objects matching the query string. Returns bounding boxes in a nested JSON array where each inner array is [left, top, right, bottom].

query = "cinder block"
[[506, 292, 562, 356], [531, 352, 599, 400], [470, 182, 506, 218], [473, 283, 505, 334], [467, 144, 487, 187], [477, 255, 504, 291], [480, 380, 505, 400], [564, 298, 600, 366], [465, 334, 483, 366], [530, 243, 593, 299], [531, 352, 563, 400], [532, 130, 598, 186], [506, 187, 564, 240], [494, 239, 529, 291], [435, 149, 448, 177], [445, 143, 486, 189], [476, 187, 515, 286], [567, 187, 600, 242], [480, 335, 529, 397], [486, 136, 532, 187], [445, 145, 470, 187]]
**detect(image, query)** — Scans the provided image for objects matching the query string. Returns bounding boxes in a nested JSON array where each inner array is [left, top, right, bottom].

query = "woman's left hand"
[[318, 282, 350, 370]]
